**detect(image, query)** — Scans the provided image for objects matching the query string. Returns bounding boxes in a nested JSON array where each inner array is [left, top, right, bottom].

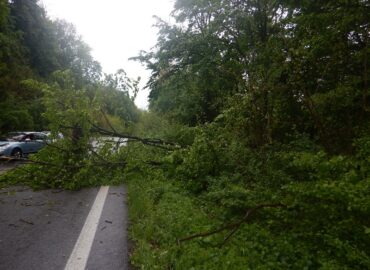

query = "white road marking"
[[64, 186, 109, 270]]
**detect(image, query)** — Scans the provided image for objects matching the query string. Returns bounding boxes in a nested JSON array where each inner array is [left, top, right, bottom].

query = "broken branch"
[[178, 203, 285, 244]]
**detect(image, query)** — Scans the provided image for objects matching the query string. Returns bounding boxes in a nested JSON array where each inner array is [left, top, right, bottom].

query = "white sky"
[[41, 0, 174, 109]]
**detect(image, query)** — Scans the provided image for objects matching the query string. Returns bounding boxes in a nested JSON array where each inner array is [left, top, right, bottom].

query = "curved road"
[[0, 185, 129, 270]]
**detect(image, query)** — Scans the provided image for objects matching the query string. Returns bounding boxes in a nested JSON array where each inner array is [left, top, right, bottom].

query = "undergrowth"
[[125, 123, 370, 269]]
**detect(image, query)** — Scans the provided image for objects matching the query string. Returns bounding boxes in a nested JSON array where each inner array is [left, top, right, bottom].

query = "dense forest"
[[1, 0, 370, 269]]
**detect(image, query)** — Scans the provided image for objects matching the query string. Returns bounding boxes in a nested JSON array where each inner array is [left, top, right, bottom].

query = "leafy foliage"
[[137, 0, 370, 152], [126, 121, 370, 269], [127, 0, 370, 269], [1, 70, 129, 189]]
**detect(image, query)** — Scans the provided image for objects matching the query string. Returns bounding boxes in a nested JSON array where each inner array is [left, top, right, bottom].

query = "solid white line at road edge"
[[64, 186, 109, 270]]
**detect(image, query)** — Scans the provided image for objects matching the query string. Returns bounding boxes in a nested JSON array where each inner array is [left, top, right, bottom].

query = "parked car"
[[0, 132, 48, 158]]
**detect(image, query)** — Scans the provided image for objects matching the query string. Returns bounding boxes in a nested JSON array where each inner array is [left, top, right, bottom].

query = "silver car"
[[0, 132, 48, 158]]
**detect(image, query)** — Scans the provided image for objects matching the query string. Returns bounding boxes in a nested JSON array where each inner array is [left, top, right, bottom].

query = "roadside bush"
[[126, 119, 370, 269]]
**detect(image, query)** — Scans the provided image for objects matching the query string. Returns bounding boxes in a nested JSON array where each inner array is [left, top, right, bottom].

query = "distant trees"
[[0, 0, 138, 134], [0, 0, 35, 131], [10, 0, 60, 76], [53, 19, 102, 85]]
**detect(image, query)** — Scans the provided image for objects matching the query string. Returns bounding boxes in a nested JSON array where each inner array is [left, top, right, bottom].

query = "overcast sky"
[[41, 0, 174, 109]]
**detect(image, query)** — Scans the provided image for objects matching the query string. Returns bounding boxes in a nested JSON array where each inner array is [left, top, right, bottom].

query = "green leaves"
[[123, 115, 370, 268]]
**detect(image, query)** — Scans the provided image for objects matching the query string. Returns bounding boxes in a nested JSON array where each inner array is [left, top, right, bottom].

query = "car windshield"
[[6, 134, 26, 141]]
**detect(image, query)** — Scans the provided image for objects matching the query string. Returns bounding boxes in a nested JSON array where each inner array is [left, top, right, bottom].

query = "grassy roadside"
[[127, 171, 234, 269], [126, 170, 291, 270]]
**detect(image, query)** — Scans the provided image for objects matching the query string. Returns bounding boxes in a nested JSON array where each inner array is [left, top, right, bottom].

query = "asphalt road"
[[0, 185, 129, 270], [0, 161, 21, 175]]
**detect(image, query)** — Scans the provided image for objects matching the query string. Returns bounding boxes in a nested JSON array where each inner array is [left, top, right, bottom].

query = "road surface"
[[0, 161, 21, 175], [0, 185, 129, 270]]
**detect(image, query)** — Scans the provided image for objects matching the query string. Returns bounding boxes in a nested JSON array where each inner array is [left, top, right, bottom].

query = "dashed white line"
[[64, 186, 109, 270]]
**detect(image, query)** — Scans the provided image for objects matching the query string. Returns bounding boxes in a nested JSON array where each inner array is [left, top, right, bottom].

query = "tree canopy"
[[138, 0, 369, 153]]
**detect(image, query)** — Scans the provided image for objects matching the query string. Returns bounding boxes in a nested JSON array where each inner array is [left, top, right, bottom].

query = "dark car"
[[0, 132, 48, 158]]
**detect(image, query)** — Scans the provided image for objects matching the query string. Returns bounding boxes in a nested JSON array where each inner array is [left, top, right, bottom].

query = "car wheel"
[[11, 148, 23, 159]]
